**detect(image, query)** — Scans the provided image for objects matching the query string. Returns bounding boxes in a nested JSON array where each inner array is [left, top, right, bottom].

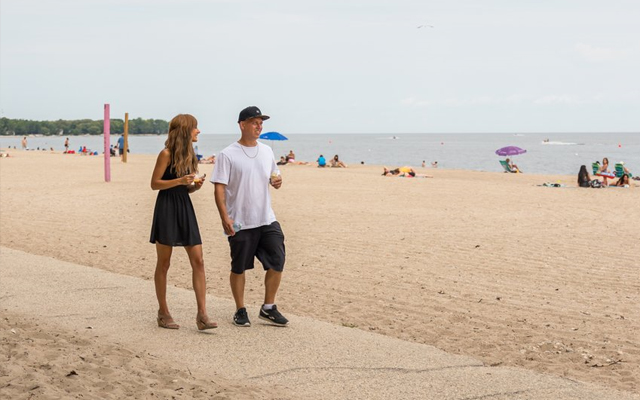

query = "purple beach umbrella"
[[495, 146, 527, 156]]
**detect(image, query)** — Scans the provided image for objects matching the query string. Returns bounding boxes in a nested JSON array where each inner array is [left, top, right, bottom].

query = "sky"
[[1, 0, 639, 134]]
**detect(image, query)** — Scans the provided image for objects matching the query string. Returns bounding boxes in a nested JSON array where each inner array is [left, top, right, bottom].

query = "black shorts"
[[228, 221, 285, 274]]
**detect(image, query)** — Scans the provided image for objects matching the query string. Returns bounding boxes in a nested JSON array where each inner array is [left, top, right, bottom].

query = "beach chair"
[[499, 160, 516, 173], [592, 162, 600, 175], [614, 163, 632, 178]]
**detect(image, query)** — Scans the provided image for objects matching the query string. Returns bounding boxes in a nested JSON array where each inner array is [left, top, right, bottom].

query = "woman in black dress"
[[150, 114, 216, 330]]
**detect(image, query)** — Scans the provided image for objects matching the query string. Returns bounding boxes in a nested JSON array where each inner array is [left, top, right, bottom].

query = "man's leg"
[[264, 269, 282, 305], [260, 269, 288, 326], [256, 222, 285, 305], [230, 271, 246, 310]]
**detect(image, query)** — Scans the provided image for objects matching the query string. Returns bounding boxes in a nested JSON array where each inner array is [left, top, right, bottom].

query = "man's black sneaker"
[[259, 305, 289, 326], [233, 307, 251, 327]]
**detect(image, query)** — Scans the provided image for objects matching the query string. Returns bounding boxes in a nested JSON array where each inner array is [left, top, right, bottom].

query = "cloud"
[[534, 95, 580, 105], [402, 95, 521, 107], [403, 93, 621, 107], [401, 97, 433, 107], [533, 94, 611, 105], [575, 43, 632, 62]]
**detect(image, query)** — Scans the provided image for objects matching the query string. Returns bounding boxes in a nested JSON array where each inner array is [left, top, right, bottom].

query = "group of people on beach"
[[13, 137, 54, 153], [421, 160, 438, 168], [149, 106, 288, 331], [275, 150, 309, 165], [577, 157, 633, 188], [274, 150, 349, 168], [316, 154, 347, 168]]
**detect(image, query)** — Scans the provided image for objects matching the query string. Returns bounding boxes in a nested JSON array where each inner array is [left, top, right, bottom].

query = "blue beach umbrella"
[[260, 131, 288, 141], [259, 131, 288, 155]]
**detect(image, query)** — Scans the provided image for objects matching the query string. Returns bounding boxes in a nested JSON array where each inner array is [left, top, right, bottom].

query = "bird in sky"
[[417, 24, 434, 28]]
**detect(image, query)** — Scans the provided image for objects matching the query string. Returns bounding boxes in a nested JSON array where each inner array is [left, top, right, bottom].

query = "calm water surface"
[[3, 132, 638, 175]]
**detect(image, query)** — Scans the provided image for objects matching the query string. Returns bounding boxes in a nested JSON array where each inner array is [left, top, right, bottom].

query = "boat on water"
[[541, 140, 580, 145]]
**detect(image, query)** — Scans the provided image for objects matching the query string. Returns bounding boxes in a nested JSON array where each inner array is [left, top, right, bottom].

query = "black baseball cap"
[[238, 106, 270, 123]]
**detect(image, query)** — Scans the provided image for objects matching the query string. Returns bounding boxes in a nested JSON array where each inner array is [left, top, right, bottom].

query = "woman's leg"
[[185, 244, 208, 316], [155, 243, 173, 315]]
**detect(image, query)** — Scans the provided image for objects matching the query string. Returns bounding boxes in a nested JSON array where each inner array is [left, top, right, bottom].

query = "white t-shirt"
[[211, 141, 279, 230]]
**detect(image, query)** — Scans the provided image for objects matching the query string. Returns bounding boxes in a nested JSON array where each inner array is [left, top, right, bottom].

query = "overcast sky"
[[1, 0, 639, 134]]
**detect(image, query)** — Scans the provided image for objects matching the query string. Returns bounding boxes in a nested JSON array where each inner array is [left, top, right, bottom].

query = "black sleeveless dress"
[[149, 166, 202, 246]]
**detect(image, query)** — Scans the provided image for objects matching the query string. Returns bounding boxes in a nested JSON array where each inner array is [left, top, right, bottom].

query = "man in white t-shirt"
[[212, 106, 288, 327]]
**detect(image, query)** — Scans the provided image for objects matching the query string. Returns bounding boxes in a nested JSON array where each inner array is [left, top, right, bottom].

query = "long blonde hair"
[[165, 114, 198, 177]]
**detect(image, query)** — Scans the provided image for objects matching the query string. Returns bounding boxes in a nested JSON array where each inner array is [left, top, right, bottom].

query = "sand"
[[1, 150, 639, 396], [0, 311, 274, 399]]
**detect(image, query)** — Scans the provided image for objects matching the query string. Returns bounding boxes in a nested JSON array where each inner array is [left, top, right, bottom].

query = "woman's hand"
[[191, 173, 206, 191], [182, 173, 196, 186]]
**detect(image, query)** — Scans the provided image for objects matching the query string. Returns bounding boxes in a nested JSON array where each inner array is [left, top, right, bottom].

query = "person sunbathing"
[[596, 157, 613, 186], [199, 154, 216, 164], [382, 166, 432, 178], [577, 165, 593, 188], [330, 154, 347, 168], [618, 161, 631, 176], [615, 174, 631, 188], [505, 158, 521, 173]]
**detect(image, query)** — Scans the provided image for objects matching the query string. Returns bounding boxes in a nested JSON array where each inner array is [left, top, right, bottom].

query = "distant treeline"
[[0, 117, 169, 136]]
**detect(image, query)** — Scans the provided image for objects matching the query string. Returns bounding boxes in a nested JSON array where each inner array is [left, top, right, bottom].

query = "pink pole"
[[104, 104, 111, 182]]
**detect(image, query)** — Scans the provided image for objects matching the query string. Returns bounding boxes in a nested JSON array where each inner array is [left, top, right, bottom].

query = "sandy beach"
[[1, 150, 639, 397]]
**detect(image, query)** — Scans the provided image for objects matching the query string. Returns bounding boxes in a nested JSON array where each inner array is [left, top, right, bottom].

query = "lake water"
[[3, 132, 639, 175]]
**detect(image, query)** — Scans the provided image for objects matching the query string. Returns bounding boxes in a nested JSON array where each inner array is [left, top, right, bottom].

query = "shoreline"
[[1, 146, 625, 183], [3, 130, 640, 176]]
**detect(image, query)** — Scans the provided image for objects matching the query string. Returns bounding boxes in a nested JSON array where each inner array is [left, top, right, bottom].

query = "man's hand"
[[222, 218, 236, 236], [270, 175, 282, 189]]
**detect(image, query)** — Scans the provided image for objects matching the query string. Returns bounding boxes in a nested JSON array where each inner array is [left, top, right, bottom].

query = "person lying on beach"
[[382, 166, 432, 178], [277, 156, 288, 166], [330, 154, 347, 168], [615, 174, 631, 188], [284, 150, 310, 165], [199, 154, 216, 164]]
